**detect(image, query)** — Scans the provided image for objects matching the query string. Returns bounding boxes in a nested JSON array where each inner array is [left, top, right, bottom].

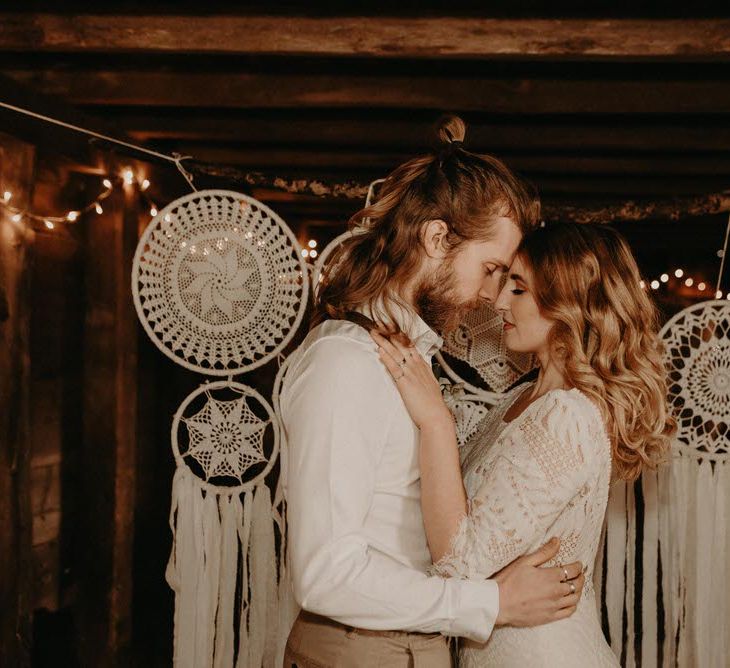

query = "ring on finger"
[[569, 582, 576, 595], [561, 567, 569, 582]]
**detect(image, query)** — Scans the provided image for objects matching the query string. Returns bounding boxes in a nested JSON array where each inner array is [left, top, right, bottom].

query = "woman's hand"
[[370, 330, 453, 430]]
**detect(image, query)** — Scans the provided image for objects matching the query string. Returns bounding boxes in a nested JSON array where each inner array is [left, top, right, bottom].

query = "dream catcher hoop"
[[132, 190, 308, 376], [310, 178, 383, 296], [171, 381, 279, 494], [133, 189, 305, 668]]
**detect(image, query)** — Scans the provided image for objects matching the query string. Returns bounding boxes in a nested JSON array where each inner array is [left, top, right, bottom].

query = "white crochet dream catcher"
[[595, 299, 730, 668], [132, 190, 308, 375], [132, 190, 307, 668]]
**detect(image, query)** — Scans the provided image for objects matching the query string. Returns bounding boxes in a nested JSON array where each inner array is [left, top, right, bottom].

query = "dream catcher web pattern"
[[172, 382, 277, 491], [661, 300, 730, 462], [132, 190, 308, 375]]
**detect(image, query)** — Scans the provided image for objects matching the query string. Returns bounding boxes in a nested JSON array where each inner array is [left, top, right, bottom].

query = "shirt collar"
[[355, 297, 443, 358]]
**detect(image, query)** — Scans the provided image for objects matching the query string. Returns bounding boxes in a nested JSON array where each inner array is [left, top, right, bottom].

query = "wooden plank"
[[0, 15, 729, 59], [78, 175, 139, 666], [121, 114, 730, 153], [32, 540, 59, 611], [7, 68, 730, 113], [30, 463, 61, 515], [0, 133, 35, 668], [32, 510, 61, 546]]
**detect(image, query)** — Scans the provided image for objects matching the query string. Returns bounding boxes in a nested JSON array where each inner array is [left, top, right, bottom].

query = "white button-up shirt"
[[280, 303, 499, 642]]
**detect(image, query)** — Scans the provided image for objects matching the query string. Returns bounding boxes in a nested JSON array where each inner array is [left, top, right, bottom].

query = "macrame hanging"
[[595, 299, 730, 667], [132, 190, 308, 668]]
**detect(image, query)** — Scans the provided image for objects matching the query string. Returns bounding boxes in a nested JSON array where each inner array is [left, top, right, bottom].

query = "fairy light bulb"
[[150, 206, 158, 217], [123, 169, 135, 185], [685, 278, 694, 287], [660, 273, 669, 283], [66, 211, 79, 222], [103, 179, 112, 189], [310, 249, 318, 259], [11, 213, 21, 222], [650, 280, 660, 290], [308, 239, 317, 249], [716, 290, 723, 299], [674, 269, 684, 278], [95, 203, 103, 214], [301, 249, 309, 258], [44, 220, 55, 230], [141, 178, 150, 191], [639, 280, 646, 289], [3, 191, 11, 202]]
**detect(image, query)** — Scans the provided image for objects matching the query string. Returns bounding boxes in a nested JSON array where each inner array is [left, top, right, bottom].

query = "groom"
[[280, 133, 585, 667]]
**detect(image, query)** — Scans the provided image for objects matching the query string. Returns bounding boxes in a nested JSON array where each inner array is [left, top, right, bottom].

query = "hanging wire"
[[715, 211, 730, 296], [0, 101, 197, 193]]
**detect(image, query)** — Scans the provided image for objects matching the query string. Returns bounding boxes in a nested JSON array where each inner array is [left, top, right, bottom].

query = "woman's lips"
[[503, 322, 515, 331]]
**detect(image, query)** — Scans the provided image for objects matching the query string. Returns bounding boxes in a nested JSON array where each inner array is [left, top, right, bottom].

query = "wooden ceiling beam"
[[0, 14, 729, 60], [119, 115, 730, 153], [5, 69, 730, 113]]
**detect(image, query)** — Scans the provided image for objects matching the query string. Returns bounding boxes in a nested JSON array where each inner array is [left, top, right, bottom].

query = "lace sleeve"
[[430, 391, 604, 579]]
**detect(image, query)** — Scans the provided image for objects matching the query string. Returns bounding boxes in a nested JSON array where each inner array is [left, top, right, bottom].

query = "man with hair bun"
[[280, 116, 585, 667]]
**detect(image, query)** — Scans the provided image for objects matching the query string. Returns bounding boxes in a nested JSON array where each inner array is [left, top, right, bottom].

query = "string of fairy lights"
[[0, 166, 160, 230]]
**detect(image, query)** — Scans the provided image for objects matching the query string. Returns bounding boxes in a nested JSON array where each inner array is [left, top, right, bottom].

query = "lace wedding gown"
[[432, 383, 619, 667]]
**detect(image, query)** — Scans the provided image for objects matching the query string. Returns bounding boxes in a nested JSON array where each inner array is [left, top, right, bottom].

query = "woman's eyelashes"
[[511, 288, 526, 295]]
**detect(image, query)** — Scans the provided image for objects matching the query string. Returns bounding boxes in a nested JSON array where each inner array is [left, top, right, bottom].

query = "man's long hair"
[[312, 115, 540, 329]]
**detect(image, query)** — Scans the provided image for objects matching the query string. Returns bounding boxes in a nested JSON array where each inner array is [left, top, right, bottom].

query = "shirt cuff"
[[445, 578, 500, 642]]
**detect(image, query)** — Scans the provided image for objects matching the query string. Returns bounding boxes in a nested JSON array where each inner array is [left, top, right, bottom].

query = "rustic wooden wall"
[[0, 132, 36, 668]]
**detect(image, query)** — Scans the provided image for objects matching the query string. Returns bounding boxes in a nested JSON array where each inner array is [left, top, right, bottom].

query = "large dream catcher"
[[594, 299, 730, 668], [132, 190, 308, 668]]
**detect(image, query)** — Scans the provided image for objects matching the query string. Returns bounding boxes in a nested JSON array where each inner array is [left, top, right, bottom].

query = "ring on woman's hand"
[[569, 582, 576, 595], [561, 567, 569, 582]]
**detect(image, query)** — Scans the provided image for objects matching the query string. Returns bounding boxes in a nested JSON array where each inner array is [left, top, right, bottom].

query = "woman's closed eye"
[[511, 288, 526, 295]]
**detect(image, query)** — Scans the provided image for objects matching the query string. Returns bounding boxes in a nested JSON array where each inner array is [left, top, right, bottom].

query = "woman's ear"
[[421, 219, 449, 259]]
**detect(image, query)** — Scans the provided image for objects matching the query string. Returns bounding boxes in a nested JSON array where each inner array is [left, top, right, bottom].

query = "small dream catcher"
[[436, 304, 537, 445], [132, 190, 308, 668]]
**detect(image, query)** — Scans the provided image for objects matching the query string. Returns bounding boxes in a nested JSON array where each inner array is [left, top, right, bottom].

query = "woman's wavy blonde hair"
[[312, 115, 540, 328], [519, 222, 676, 481]]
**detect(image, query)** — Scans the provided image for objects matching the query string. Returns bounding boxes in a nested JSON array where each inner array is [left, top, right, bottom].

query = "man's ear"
[[421, 219, 449, 259]]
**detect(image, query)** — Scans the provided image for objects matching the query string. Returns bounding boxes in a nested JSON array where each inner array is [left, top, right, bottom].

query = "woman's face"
[[494, 254, 554, 355]]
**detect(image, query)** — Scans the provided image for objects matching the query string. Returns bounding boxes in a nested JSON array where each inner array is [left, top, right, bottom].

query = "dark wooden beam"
[[0, 15, 729, 59], [78, 176, 139, 666], [6, 69, 730, 113], [0, 133, 35, 668], [119, 114, 730, 153]]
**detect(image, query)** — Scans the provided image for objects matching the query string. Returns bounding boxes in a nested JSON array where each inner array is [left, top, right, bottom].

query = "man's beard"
[[414, 261, 483, 334]]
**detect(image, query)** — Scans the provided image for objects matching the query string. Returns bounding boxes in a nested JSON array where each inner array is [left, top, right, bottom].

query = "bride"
[[371, 221, 675, 666]]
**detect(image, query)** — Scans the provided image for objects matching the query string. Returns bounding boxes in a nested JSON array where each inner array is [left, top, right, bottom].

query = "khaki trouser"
[[283, 610, 452, 668]]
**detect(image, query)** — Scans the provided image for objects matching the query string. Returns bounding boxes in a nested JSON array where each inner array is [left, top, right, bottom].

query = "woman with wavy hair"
[[372, 222, 675, 666]]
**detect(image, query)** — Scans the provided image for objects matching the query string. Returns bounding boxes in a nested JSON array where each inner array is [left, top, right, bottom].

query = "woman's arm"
[[370, 330, 469, 562]]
